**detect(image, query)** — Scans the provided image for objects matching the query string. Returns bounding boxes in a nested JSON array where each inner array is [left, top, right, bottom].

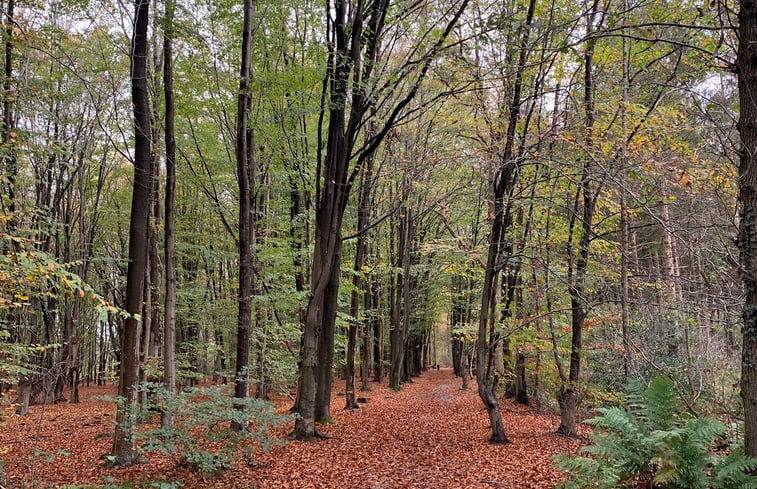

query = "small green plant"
[[131, 383, 289, 476], [555, 375, 757, 489]]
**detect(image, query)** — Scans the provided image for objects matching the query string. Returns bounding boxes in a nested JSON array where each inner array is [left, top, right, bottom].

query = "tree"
[[738, 0, 757, 459], [111, 0, 152, 466], [294, 0, 470, 439], [345, 146, 374, 409], [474, 0, 538, 444], [162, 0, 177, 427], [1, 0, 15, 229], [555, 0, 600, 437], [231, 0, 257, 432]]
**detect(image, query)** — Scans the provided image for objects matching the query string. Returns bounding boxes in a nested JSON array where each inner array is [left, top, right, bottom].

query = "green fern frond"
[[554, 375, 757, 489], [640, 376, 679, 430], [712, 450, 757, 489]]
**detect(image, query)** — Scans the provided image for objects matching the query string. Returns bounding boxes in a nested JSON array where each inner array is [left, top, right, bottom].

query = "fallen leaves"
[[1, 370, 579, 488]]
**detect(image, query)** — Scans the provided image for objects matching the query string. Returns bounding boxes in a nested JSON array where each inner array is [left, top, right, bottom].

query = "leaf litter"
[[1, 369, 579, 488]]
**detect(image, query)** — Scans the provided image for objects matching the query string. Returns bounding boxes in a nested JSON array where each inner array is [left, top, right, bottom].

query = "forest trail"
[[1, 369, 580, 488]]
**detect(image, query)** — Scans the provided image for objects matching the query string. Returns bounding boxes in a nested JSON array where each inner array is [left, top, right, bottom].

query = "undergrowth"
[[555, 375, 757, 489]]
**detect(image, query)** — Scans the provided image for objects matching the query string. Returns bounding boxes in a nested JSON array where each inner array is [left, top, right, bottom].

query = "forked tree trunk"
[[474, 0, 537, 444], [294, 0, 468, 439]]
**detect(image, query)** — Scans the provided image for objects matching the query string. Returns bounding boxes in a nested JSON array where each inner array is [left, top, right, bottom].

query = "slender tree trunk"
[[111, 0, 152, 465], [390, 202, 408, 390], [477, 197, 509, 443], [1, 0, 15, 226], [619, 0, 631, 382], [474, 0, 537, 444], [372, 276, 383, 382], [401, 208, 412, 384], [148, 161, 160, 358], [231, 0, 256, 432], [361, 273, 373, 391], [162, 0, 177, 427], [738, 0, 757, 459], [557, 0, 599, 437], [345, 154, 372, 409]]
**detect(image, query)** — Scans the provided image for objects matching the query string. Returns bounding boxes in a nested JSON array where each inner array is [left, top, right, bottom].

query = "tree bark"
[[372, 275, 383, 382], [294, 0, 468, 439], [162, 0, 177, 427], [514, 350, 529, 405], [556, 0, 599, 438], [1, 0, 15, 227], [111, 0, 152, 466], [346, 153, 373, 409], [738, 0, 757, 459], [231, 0, 256, 432]]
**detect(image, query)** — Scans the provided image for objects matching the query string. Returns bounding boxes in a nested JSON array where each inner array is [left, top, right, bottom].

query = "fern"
[[555, 375, 757, 489], [712, 450, 757, 489]]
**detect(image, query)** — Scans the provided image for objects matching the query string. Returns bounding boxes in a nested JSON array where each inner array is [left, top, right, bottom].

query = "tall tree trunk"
[[345, 152, 373, 409], [361, 271, 373, 391], [477, 196, 509, 443], [296, 0, 359, 437], [294, 0, 467, 439], [148, 160, 160, 358], [514, 350, 529, 405], [738, 0, 757, 459], [231, 0, 256, 432], [372, 275, 383, 382], [475, 0, 537, 444], [401, 208, 412, 384], [111, 0, 152, 466], [557, 0, 600, 437], [162, 0, 177, 427], [1, 0, 15, 227]]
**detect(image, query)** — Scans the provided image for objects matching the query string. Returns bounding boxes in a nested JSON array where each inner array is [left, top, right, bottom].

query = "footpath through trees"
[[1, 369, 578, 488]]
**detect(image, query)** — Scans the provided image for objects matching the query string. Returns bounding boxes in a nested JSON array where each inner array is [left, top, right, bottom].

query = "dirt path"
[[1, 369, 579, 488], [254, 369, 579, 488]]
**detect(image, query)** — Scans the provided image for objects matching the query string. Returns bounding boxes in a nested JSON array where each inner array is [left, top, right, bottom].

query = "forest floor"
[[1, 369, 581, 488]]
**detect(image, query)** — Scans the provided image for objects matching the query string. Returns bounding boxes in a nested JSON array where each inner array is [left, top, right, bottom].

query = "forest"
[[3, 0, 757, 487]]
